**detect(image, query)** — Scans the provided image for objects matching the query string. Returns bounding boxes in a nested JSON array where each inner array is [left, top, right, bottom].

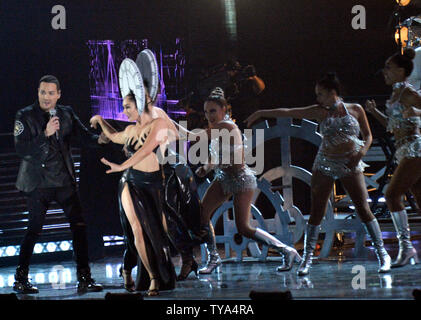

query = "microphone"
[[48, 109, 59, 139]]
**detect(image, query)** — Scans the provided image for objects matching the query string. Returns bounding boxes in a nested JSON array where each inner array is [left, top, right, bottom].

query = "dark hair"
[[143, 79, 157, 104], [39, 75, 60, 91], [205, 87, 228, 109], [125, 90, 149, 113], [143, 79, 150, 91], [316, 72, 342, 96], [389, 48, 416, 77]]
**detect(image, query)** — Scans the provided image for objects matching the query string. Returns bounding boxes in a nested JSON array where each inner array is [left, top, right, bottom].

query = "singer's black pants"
[[18, 186, 89, 270]]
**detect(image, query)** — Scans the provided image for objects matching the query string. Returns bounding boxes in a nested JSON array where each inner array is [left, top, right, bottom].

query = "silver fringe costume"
[[394, 135, 421, 163], [213, 166, 257, 195], [386, 82, 421, 163], [384, 82, 420, 268], [208, 121, 257, 195], [312, 102, 368, 179]]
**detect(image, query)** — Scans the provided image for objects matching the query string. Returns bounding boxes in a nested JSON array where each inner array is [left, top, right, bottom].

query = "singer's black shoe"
[[77, 267, 103, 293], [13, 266, 39, 294]]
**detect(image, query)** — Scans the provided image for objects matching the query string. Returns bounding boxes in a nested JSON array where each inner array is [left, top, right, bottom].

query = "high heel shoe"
[[253, 228, 302, 272], [276, 249, 302, 272], [177, 260, 199, 281], [198, 254, 222, 274], [147, 278, 159, 297], [119, 267, 135, 292]]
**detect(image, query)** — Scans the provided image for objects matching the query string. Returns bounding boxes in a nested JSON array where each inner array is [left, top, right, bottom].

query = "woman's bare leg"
[[308, 170, 335, 225], [340, 171, 391, 272], [385, 157, 421, 212], [232, 189, 255, 238], [233, 188, 301, 271], [121, 184, 157, 292], [298, 170, 334, 276], [200, 180, 231, 226], [384, 157, 421, 267], [340, 171, 374, 223]]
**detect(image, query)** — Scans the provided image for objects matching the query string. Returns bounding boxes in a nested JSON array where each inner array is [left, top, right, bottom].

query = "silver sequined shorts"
[[312, 151, 368, 180], [395, 135, 421, 163], [213, 165, 257, 195]]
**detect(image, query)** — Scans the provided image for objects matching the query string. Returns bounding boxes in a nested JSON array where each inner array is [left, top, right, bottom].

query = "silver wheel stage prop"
[[136, 49, 160, 102], [118, 58, 146, 114]]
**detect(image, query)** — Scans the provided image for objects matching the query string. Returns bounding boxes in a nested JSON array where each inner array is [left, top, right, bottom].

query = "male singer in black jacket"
[[12, 75, 108, 294]]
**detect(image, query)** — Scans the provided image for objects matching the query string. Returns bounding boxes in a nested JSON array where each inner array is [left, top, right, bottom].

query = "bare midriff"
[[129, 123, 165, 173], [320, 140, 358, 158]]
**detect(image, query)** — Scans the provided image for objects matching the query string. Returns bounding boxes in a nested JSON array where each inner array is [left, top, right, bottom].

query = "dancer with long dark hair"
[[90, 79, 177, 296], [109, 93, 202, 287], [92, 51, 203, 291], [365, 48, 421, 267], [245, 73, 391, 275]]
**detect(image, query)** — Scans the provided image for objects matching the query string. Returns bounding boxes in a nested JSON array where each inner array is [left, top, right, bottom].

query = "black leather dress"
[[118, 136, 176, 291]]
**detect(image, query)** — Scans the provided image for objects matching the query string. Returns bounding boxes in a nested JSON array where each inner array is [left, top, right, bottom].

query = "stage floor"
[[0, 240, 421, 301]]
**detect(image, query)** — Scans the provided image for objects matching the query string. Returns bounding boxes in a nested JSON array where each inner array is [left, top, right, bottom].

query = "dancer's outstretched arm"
[[101, 118, 167, 173], [244, 105, 324, 128], [171, 119, 211, 141], [90, 115, 128, 144], [153, 107, 180, 142]]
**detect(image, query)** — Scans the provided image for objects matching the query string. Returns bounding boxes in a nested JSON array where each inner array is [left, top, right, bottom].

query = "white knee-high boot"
[[363, 219, 391, 273], [198, 224, 222, 274], [390, 210, 419, 267], [253, 228, 301, 272], [297, 223, 320, 276]]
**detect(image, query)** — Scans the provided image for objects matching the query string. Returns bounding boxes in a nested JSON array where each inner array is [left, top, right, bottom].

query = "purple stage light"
[[87, 39, 186, 121]]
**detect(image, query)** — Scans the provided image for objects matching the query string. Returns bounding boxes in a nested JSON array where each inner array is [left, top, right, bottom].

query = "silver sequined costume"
[[385, 82, 421, 163], [208, 119, 257, 195], [213, 166, 257, 195], [313, 102, 368, 180]]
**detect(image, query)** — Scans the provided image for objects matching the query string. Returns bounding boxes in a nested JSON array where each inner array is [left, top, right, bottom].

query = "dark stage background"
[[2, 0, 416, 132], [0, 0, 419, 259]]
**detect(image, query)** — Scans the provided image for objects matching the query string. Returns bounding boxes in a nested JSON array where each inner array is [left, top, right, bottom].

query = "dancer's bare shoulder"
[[345, 103, 366, 119], [214, 120, 238, 132]]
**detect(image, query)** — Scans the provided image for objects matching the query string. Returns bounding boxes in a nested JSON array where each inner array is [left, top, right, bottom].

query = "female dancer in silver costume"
[[245, 73, 391, 275], [90, 90, 177, 296], [175, 88, 301, 274], [365, 48, 421, 267]]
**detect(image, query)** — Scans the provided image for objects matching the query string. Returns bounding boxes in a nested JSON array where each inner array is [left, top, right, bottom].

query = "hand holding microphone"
[[45, 109, 60, 138]]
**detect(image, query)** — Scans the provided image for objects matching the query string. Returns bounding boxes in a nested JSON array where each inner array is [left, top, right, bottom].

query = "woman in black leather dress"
[[90, 91, 177, 296]]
